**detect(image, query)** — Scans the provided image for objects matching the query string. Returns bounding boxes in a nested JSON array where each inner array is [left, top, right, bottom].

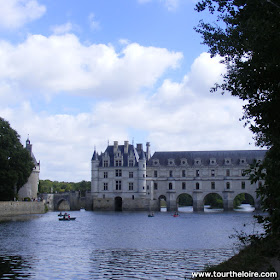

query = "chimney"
[[146, 142, 151, 160], [113, 141, 118, 154], [136, 143, 143, 154], [124, 141, 129, 154]]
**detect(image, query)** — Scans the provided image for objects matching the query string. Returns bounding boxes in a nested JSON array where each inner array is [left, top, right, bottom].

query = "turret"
[[91, 148, 99, 193], [146, 142, 151, 161], [138, 146, 146, 195]]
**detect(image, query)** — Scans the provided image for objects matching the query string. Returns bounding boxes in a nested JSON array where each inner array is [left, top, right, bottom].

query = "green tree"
[[195, 0, 280, 234], [0, 117, 34, 201]]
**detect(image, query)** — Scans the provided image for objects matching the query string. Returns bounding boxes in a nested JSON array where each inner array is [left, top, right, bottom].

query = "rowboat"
[[59, 217, 76, 221]]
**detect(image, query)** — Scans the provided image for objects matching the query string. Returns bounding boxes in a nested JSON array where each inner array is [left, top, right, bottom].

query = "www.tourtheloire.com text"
[[192, 270, 278, 278]]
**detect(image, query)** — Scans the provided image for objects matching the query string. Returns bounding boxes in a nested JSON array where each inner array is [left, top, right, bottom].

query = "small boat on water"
[[148, 212, 154, 217], [59, 217, 76, 221]]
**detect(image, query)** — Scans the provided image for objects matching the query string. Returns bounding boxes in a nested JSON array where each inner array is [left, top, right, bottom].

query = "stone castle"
[[91, 141, 266, 211]]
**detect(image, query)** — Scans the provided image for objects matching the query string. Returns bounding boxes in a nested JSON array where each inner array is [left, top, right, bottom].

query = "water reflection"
[[90, 248, 233, 280], [0, 255, 35, 279]]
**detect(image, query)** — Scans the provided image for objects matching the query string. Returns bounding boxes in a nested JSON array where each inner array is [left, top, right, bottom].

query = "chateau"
[[91, 141, 266, 212], [18, 138, 40, 200]]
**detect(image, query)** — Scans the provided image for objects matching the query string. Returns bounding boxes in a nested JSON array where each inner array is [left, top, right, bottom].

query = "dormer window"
[[240, 158, 246, 165], [153, 159, 159, 166], [115, 160, 122, 167], [225, 158, 231, 165], [128, 159, 134, 167], [103, 160, 109, 167], [168, 159, 175, 166], [194, 158, 201, 165], [210, 158, 216, 165], [180, 158, 188, 166]]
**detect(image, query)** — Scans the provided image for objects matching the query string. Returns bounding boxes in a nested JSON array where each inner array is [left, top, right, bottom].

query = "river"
[[0, 206, 263, 279]]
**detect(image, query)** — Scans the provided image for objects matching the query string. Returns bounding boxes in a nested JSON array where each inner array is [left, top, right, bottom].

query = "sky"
[[0, 0, 260, 182]]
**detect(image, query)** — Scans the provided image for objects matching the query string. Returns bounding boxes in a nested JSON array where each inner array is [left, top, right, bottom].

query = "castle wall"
[[0, 201, 45, 217]]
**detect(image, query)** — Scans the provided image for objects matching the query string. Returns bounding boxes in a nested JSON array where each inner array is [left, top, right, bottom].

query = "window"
[[154, 183, 158, 190], [196, 170, 200, 177], [116, 180, 122, 190], [115, 169, 122, 177], [103, 182, 108, 191], [104, 172, 108, 178], [115, 160, 122, 167], [147, 185, 149, 190], [129, 172, 133, 178], [226, 169, 230, 176], [129, 182, 133, 190], [154, 170, 158, 177], [129, 160, 134, 167], [182, 170, 186, 177], [103, 160, 109, 167], [182, 182, 186, 190], [169, 170, 173, 177], [211, 170, 215, 177], [169, 183, 173, 190], [211, 182, 215, 190], [241, 181, 245, 189], [132, 195, 134, 200], [196, 182, 200, 190], [226, 182, 230, 190]]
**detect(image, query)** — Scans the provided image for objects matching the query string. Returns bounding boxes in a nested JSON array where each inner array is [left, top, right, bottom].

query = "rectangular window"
[[154, 183, 158, 190], [226, 182, 230, 189], [211, 182, 215, 190], [196, 170, 200, 177], [103, 182, 108, 191], [104, 172, 108, 179], [169, 170, 173, 177], [129, 172, 133, 178], [103, 160, 109, 167], [154, 170, 158, 177], [115, 160, 122, 167], [116, 180, 122, 190], [241, 181, 245, 189], [129, 160, 134, 167], [129, 182, 133, 190], [182, 182, 186, 190], [115, 169, 122, 177], [182, 170, 186, 177], [211, 170, 215, 177], [226, 169, 230, 176]]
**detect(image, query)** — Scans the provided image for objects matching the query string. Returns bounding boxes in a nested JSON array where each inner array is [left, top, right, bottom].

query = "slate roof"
[[147, 150, 267, 166]]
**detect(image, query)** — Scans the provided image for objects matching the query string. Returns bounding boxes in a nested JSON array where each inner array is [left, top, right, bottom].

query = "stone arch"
[[57, 199, 70, 211], [158, 195, 167, 212], [203, 193, 224, 211], [177, 193, 193, 212], [233, 193, 255, 211], [115, 196, 122, 211]]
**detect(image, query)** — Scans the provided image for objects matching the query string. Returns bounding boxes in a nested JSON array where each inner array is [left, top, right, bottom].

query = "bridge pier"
[[193, 190, 204, 212], [223, 190, 234, 211], [166, 190, 177, 211]]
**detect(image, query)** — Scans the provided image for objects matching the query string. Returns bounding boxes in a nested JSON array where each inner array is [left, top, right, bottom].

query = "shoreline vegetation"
[[195, 235, 280, 280]]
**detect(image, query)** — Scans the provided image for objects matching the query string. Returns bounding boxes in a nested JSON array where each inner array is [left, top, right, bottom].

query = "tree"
[[0, 117, 34, 201], [195, 0, 280, 234]]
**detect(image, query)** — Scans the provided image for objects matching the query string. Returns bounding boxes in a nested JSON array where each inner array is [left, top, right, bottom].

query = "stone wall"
[[0, 201, 45, 217]]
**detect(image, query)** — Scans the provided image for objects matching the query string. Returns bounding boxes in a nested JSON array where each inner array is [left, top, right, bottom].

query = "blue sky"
[[0, 0, 259, 181]]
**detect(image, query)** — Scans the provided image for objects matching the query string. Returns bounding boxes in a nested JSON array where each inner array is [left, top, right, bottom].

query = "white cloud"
[[0, 34, 183, 98], [138, 0, 179, 11], [51, 22, 75, 35], [0, 52, 256, 182], [88, 13, 100, 30], [0, 0, 46, 29]]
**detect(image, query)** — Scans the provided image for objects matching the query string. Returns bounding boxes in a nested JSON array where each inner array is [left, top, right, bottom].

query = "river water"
[[0, 206, 262, 280]]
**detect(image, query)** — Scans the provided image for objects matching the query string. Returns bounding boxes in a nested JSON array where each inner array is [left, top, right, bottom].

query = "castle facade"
[[91, 141, 266, 211]]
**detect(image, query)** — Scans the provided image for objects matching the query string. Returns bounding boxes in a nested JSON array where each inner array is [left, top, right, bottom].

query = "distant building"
[[91, 141, 266, 212], [18, 138, 40, 200]]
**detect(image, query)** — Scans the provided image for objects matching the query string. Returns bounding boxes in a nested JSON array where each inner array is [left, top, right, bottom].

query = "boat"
[[148, 214, 154, 217], [173, 214, 179, 217], [59, 217, 76, 221]]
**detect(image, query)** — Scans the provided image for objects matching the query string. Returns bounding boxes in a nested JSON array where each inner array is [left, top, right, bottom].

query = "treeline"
[[39, 180, 91, 196]]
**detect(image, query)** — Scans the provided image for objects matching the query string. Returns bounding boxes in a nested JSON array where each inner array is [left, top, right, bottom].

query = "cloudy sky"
[[0, 0, 259, 182]]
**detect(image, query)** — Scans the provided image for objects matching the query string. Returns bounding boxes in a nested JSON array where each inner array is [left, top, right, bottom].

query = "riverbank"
[[0, 201, 46, 217], [195, 235, 280, 279]]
